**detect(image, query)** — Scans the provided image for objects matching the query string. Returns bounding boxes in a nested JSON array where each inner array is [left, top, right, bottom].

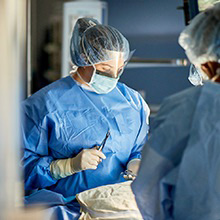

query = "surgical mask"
[[188, 64, 203, 86], [188, 64, 209, 86], [77, 66, 123, 94], [89, 69, 121, 94]]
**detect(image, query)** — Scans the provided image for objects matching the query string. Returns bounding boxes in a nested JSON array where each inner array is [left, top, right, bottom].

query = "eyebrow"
[[102, 63, 125, 69], [102, 64, 114, 68]]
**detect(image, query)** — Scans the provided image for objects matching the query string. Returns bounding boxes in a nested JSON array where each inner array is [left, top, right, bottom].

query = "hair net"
[[178, 3, 220, 66], [70, 18, 130, 67]]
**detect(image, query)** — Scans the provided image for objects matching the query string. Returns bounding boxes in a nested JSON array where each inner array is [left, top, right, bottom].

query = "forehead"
[[99, 51, 125, 67]]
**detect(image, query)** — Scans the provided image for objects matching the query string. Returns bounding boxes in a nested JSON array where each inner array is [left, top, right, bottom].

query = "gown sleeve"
[[147, 88, 200, 165], [22, 111, 57, 190], [131, 87, 201, 219], [128, 95, 150, 162]]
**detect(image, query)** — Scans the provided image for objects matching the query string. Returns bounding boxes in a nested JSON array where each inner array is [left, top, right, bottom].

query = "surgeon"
[[22, 17, 149, 204], [132, 3, 220, 220]]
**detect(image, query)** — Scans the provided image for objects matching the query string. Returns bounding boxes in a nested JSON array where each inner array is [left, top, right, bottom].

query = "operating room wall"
[[107, 0, 192, 105], [31, 0, 192, 105]]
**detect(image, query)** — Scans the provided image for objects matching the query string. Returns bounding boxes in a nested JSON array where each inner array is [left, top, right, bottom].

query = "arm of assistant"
[[127, 95, 150, 175]]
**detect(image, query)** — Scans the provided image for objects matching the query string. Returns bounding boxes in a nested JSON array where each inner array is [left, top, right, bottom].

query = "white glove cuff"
[[127, 159, 141, 175], [50, 158, 76, 180]]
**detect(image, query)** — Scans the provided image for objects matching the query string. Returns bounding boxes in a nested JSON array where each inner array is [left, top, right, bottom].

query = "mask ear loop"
[[75, 71, 91, 88], [69, 65, 78, 75]]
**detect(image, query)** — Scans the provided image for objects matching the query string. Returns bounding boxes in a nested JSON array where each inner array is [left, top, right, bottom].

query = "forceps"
[[97, 130, 110, 151]]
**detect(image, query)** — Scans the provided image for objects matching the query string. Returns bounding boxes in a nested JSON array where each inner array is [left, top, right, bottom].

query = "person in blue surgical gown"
[[22, 18, 150, 219], [132, 3, 220, 220]]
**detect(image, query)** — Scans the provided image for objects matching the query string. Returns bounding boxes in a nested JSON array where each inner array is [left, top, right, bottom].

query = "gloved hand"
[[50, 147, 106, 179], [123, 159, 141, 180]]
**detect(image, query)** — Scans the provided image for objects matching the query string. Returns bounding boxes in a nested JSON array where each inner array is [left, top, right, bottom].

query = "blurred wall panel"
[[107, 0, 191, 106], [0, 0, 26, 217]]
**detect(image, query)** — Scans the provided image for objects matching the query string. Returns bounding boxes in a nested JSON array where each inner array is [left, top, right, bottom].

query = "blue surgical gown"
[[132, 82, 220, 220], [22, 76, 149, 199]]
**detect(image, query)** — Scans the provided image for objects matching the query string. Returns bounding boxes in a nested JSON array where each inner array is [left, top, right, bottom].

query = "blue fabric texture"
[[24, 189, 80, 220], [22, 76, 149, 199], [132, 82, 220, 220]]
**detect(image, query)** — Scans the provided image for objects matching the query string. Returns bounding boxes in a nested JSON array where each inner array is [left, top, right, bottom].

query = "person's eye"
[[102, 67, 111, 73]]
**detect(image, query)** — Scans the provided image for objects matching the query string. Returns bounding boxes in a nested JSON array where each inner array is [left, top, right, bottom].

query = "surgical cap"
[[178, 3, 220, 66], [70, 18, 130, 67]]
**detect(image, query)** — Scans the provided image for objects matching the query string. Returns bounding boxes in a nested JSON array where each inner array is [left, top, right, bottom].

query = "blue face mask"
[[188, 64, 210, 86], [88, 71, 119, 94], [76, 66, 124, 94], [188, 64, 203, 86], [88, 67, 125, 94]]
